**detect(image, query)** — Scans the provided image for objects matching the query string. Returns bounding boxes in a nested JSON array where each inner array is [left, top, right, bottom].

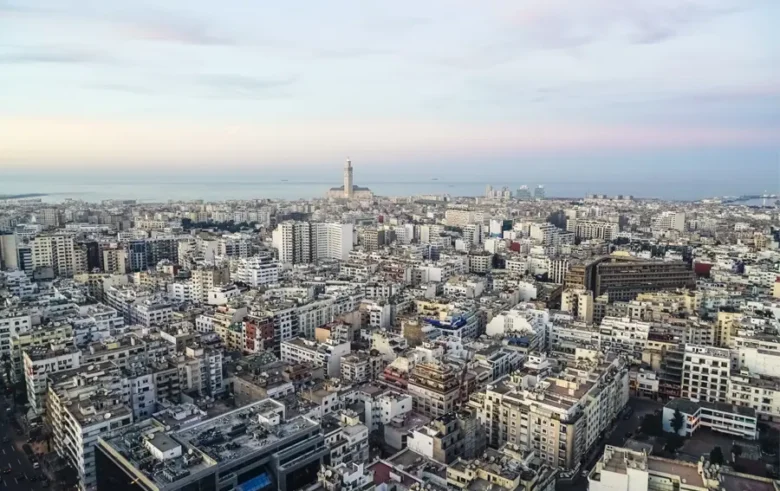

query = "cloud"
[[431, 0, 753, 69], [508, 0, 749, 48], [87, 83, 157, 95], [196, 74, 297, 99], [118, 13, 235, 45], [0, 47, 110, 65]]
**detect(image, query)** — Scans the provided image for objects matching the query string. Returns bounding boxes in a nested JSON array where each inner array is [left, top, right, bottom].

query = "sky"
[[1, 0, 779, 185]]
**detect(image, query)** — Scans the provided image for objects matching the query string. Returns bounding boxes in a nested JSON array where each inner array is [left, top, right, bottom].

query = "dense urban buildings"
[[0, 182, 778, 491]]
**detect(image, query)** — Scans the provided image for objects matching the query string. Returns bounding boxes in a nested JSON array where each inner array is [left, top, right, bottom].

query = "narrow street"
[[0, 392, 48, 491], [564, 397, 664, 491]]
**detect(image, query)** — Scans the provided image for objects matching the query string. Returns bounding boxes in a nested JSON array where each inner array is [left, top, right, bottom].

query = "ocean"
[[0, 176, 776, 204]]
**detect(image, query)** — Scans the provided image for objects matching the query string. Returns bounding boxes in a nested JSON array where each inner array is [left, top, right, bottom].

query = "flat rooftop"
[[174, 399, 318, 463], [100, 418, 217, 489], [646, 457, 704, 488]]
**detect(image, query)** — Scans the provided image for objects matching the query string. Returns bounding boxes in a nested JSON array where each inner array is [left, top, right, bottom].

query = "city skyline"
[[1, 0, 779, 177]]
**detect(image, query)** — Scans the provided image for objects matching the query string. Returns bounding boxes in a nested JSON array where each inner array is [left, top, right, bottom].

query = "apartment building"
[[445, 209, 473, 228], [341, 352, 383, 384], [323, 412, 370, 467], [560, 288, 594, 323], [0, 309, 32, 358], [281, 337, 350, 378], [475, 356, 629, 472], [733, 333, 780, 378], [681, 344, 731, 403], [30, 233, 77, 276], [52, 386, 133, 490], [599, 317, 650, 361], [273, 221, 354, 264], [235, 255, 280, 286], [588, 444, 774, 491], [130, 297, 173, 327], [566, 219, 618, 241], [101, 246, 128, 274], [448, 446, 556, 491], [191, 264, 231, 303], [9, 323, 73, 383], [23, 343, 82, 415], [407, 362, 461, 418]]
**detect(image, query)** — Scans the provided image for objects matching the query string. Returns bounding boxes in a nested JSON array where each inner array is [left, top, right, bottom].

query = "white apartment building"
[[468, 252, 492, 274], [130, 298, 172, 327], [340, 352, 383, 384], [313, 222, 354, 261], [505, 257, 528, 275], [0, 309, 32, 358], [652, 211, 686, 232], [734, 334, 780, 378], [281, 337, 351, 378], [23, 344, 82, 415], [235, 255, 280, 286], [545, 257, 569, 284], [207, 283, 241, 305], [169, 281, 195, 303], [599, 317, 650, 361], [566, 219, 618, 241], [297, 298, 336, 338], [529, 223, 558, 246], [681, 344, 731, 403], [273, 221, 353, 264], [52, 390, 133, 490]]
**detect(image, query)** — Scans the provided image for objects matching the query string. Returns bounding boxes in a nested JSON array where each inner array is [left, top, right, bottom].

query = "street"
[[0, 393, 47, 491], [563, 397, 664, 491]]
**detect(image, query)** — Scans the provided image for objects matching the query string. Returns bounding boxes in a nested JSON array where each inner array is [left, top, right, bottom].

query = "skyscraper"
[[344, 157, 354, 199], [534, 185, 546, 200]]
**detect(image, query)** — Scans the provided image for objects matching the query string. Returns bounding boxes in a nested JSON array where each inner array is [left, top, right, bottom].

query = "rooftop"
[[174, 398, 317, 463], [100, 418, 217, 489]]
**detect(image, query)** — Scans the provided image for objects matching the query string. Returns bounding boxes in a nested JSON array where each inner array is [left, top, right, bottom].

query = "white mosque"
[[326, 158, 373, 199]]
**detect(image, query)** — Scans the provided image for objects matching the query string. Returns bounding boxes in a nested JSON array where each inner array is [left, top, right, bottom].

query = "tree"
[[671, 408, 685, 435], [732, 444, 743, 459], [709, 446, 725, 465], [641, 413, 662, 437], [665, 434, 684, 454]]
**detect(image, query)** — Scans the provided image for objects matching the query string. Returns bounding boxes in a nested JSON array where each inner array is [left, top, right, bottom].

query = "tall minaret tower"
[[344, 157, 354, 198]]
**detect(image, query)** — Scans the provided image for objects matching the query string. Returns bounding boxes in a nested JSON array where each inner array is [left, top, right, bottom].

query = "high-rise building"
[[344, 157, 354, 198], [565, 255, 695, 302], [516, 185, 532, 200], [652, 211, 686, 232], [534, 185, 546, 200], [0, 232, 18, 270], [30, 233, 76, 276], [273, 221, 353, 264]]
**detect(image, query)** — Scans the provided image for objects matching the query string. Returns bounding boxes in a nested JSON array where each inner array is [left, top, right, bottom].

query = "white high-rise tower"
[[344, 157, 354, 198]]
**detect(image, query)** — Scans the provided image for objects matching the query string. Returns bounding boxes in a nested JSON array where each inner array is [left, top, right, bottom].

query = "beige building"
[[474, 355, 629, 472], [407, 361, 461, 418], [561, 288, 594, 323]]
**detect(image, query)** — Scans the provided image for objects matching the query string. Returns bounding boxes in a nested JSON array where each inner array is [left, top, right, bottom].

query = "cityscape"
[[0, 157, 778, 491], [2, 1, 780, 491]]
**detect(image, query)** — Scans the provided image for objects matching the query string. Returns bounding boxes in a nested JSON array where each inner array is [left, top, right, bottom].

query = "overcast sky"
[[1, 0, 778, 182]]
